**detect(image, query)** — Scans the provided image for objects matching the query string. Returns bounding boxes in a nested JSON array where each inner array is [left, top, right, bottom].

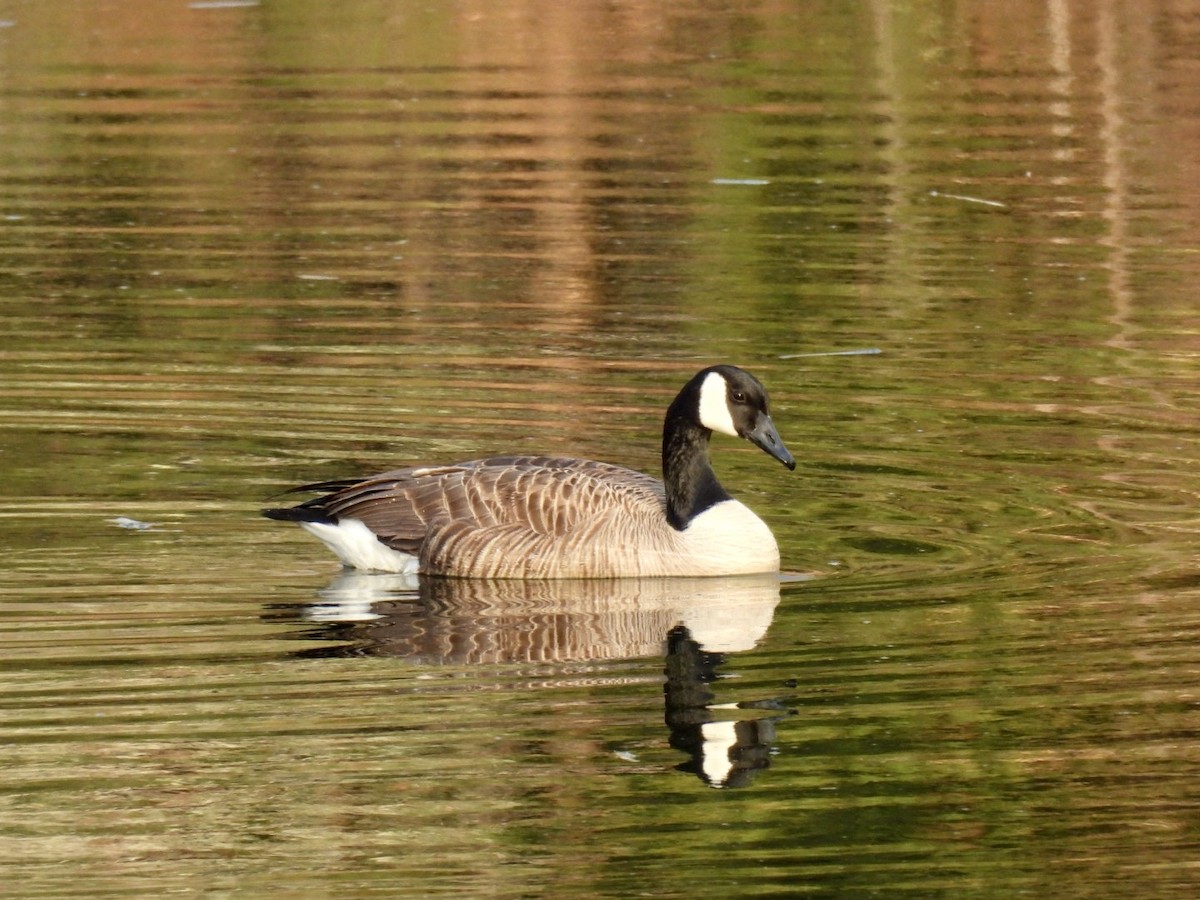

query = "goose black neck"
[[662, 402, 731, 531]]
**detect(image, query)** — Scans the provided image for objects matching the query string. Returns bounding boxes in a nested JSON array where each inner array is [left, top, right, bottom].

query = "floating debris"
[[711, 178, 771, 186], [189, 1, 260, 8], [929, 190, 1007, 208], [779, 348, 881, 359], [108, 516, 158, 531]]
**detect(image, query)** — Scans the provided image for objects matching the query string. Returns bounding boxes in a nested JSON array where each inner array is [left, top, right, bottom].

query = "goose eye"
[[731, 390, 747, 404]]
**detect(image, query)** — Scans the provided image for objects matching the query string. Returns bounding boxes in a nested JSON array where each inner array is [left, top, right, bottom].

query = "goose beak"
[[745, 413, 796, 471]]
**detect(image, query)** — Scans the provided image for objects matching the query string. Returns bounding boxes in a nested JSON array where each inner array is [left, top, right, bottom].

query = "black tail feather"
[[261, 505, 338, 524], [281, 478, 367, 495], [261, 476, 370, 523]]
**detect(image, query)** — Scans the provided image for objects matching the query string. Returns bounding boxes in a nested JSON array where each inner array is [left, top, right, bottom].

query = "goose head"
[[660, 365, 794, 530], [692, 365, 796, 470]]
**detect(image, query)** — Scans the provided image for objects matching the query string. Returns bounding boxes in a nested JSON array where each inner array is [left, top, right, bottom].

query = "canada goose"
[[263, 365, 795, 578]]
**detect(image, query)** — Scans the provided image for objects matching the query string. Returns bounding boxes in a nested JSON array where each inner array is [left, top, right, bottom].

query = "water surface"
[[3, 1, 1200, 896]]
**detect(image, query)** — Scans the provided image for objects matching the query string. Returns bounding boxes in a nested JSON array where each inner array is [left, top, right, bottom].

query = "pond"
[[2, 1, 1200, 895]]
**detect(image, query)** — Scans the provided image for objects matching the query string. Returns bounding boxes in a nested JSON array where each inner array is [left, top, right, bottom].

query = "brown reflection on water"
[[7, 0, 1198, 318]]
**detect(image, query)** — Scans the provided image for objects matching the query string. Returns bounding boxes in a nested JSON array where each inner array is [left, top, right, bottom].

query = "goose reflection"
[[270, 572, 797, 786]]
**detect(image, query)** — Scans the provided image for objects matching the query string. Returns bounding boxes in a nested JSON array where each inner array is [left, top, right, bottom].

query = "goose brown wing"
[[293, 456, 666, 556]]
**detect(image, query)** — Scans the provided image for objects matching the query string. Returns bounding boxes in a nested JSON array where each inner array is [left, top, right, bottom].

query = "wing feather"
[[277, 456, 668, 570]]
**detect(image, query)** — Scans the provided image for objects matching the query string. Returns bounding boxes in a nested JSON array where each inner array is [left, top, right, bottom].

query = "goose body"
[[264, 365, 795, 578]]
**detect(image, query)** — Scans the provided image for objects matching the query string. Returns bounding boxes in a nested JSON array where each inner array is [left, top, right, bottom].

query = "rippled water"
[[3, 0, 1200, 896]]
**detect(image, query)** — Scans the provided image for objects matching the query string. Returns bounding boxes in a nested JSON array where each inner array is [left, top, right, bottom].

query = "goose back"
[[277, 455, 779, 578]]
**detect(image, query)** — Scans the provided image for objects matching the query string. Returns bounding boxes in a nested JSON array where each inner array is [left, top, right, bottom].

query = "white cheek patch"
[[698, 371, 739, 436]]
